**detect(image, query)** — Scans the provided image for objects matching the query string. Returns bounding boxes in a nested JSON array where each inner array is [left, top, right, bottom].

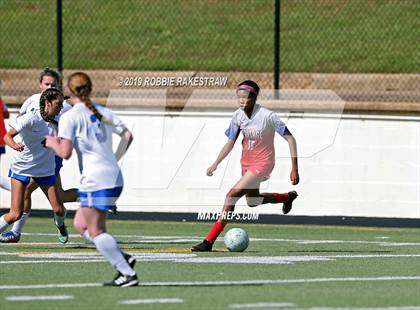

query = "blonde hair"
[[67, 72, 103, 121]]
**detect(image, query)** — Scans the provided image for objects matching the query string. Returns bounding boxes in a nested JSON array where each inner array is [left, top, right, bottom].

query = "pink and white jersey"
[[225, 104, 289, 168]]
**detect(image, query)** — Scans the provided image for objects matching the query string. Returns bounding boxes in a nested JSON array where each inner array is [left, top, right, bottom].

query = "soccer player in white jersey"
[[46, 72, 137, 287], [0, 88, 68, 243], [0, 68, 78, 243], [192, 80, 300, 252]]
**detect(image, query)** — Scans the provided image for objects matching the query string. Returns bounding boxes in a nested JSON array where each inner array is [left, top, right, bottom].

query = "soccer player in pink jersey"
[[192, 80, 299, 252]]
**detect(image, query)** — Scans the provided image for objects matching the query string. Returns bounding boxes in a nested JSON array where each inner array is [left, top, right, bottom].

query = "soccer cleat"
[[103, 273, 138, 287], [123, 253, 136, 269], [108, 206, 117, 215], [282, 191, 298, 215], [111, 252, 137, 281], [0, 231, 21, 243], [191, 239, 213, 252], [56, 224, 69, 244]]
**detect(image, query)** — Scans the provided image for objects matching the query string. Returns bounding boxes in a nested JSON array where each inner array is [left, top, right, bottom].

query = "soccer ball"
[[223, 228, 249, 252]]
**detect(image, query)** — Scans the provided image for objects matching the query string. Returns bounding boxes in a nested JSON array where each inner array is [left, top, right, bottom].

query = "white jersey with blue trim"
[[20, 93, 72, 120], [58, 103, 126, 192], [9, 109, 57, 177]]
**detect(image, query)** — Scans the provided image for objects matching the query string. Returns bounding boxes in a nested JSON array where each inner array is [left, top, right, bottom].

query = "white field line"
[[230, 307, 420, 310], [296, 308, 420, 310], [229, 304, 420, 310], [0, 242, 88, 246], [5, 295, 74, 301], [0, 252, 194, 258], [0, 260, 106, 264], [172, 254, 420, 265], [0, 276, 419, 290], [22, 233, 83, 237], [18, 233, 420, 247], [229, 302, 296, 308], [1, 253, 420, 265], [119, 298, 183, 305]]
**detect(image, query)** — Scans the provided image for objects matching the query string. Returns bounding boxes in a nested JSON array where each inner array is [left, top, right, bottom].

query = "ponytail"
[[39, 88, 63, 126], [68, 72, 105, 122], [84, 98, 103, 122]]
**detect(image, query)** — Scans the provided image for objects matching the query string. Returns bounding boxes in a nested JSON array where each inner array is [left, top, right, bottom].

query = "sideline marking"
[[174, 254, 420, 265], [119, 298, 183, 305], [229, 306, 420, 310], [5, 295, 73, 301], [293, 308, 420, 310], [0, 276, 418, 290], [17, 234, 420, 247], [229, 302, 295, 308], [1, 253, 419, 265]]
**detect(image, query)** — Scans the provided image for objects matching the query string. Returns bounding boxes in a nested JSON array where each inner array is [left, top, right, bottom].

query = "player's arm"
[[270, 111, 299, 185], [4, 128, 24, 152], [207, 114, 241, 176], [104, 107, 134, 161], [4, 113, 32, 152], [46, 113, 74, 159], [114, 128, 133, 161], [282, 132, 299, 185], [207, 137, 237, 176], [45, 135, 73, 159]]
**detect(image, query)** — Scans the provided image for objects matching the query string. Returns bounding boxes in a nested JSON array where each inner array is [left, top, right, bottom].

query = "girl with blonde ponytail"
[[46, 72, 136, 287]]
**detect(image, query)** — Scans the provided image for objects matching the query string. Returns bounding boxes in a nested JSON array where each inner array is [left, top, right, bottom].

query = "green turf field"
[[0, 217, 419, 310], [0, 0, 418, 72]]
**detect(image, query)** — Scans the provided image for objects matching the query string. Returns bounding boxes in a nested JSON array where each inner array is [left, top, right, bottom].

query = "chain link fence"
[[0, 0, 419, 110]]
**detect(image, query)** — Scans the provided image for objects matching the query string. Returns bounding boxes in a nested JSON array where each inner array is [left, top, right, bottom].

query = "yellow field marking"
[[6, 247, 228, 255], [128, 248, 192, 254], [4, 243, 192, 253], [3, 243, 65, 247]]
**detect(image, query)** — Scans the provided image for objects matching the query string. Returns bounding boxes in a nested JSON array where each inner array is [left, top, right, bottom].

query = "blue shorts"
[[55, 156, 63, 176], [8, 170, 56, 186], [0, 146, 5, 154], [79, 187, 123, 212]]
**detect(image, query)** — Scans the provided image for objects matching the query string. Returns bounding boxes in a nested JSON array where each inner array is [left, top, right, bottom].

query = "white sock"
[[0, 177, 11, 191], [0, 215, 10, 233], [11, 213, 29, 235], [93, 233, 135, 276], [82, 230, 93, 242], [53, 210, 66, 227]]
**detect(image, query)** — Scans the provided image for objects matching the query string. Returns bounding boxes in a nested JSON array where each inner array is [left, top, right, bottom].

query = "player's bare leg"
[[192, 171, 259, 252], [40, 184, 68, 244], [55, 174, 79, 203], [246, 188, 298, 214], [0, 179, 26, 242]]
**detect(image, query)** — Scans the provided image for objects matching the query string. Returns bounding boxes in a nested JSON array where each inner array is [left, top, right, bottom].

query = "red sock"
[[206, 221, 226, 244], [272, 192, 289, 203]]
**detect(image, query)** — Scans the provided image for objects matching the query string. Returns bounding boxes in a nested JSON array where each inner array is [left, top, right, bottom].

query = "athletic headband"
[[237, 85, 257, 95]]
